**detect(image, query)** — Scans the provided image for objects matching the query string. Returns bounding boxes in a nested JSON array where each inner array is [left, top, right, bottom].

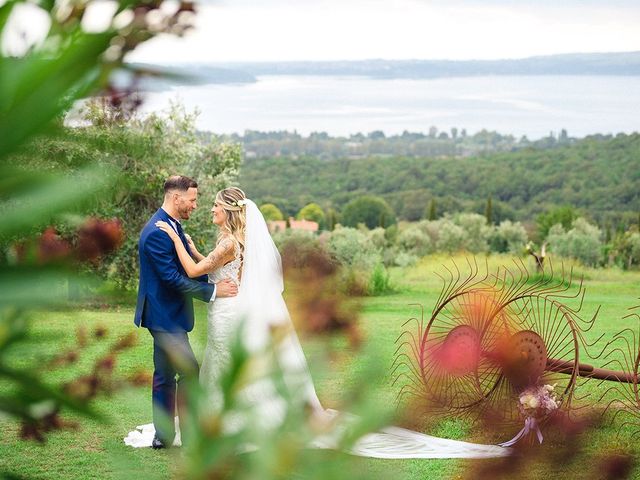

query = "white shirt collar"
[[160, 207, 180, 233]]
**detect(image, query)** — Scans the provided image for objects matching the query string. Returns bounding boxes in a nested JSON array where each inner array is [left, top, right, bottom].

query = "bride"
[[125, 187, 508, 459]]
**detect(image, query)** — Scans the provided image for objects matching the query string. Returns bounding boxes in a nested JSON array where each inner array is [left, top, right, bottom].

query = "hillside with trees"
[[220, 128, 572, 160], [240, 133, 640, 231]]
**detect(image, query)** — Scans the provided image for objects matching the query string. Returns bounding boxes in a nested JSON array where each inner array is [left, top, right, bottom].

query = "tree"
[[537, 205, 578, 240], [341, 196, 395, 229], [455, 213, 491, 253], [436, 220, 468, 253], [326, 208, 339, 231], [260, 203, 284, 221], [485, 196, 493, 225], [397, 225, 432, 257], [547, 218, 603, 266], [559, 129, 569, 144], [613, 231, 640, 269], [0, 0, 201, 447], [368, 130, 385, 139], [240, 134, 640, 227], [427, 199, 438, 221], [16, 102, 242, 289], [296, 202, 325, 228], [401, 191, 430, 221], [491, 220, 528, 253]]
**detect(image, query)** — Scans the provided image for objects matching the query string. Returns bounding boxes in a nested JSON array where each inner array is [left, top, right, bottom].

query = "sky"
[[127, 0, 640, 64]]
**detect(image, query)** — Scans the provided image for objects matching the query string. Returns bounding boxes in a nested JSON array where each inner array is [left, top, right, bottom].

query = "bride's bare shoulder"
[[203, 235, 236, 269], [216, 234, 237, 255]]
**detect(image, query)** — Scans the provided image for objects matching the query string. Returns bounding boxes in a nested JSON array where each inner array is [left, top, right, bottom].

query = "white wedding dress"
[[124, 200, 509, 459]]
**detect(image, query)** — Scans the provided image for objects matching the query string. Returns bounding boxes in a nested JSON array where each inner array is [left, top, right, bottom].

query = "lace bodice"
[[208, 240, 242, 285]]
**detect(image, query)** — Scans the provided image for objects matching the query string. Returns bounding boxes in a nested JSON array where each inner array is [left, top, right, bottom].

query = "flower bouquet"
[[499, 384, 558, 447]]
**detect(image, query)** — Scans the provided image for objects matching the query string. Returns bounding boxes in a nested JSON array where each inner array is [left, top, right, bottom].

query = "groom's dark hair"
[[164, 175, 198, 194]]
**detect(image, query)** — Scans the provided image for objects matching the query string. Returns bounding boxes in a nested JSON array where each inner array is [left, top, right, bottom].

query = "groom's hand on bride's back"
[[216, 279, 238, 298]]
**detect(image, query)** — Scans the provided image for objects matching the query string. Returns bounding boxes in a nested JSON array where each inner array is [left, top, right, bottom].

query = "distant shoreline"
[[134, 51, 640, 88]]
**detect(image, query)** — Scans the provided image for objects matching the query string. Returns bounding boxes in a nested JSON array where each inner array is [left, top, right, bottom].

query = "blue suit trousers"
[[149, 329, 199, 444]]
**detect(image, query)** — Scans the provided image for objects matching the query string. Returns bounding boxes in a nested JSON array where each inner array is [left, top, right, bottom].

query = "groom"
[[134, 175, 237, 449]]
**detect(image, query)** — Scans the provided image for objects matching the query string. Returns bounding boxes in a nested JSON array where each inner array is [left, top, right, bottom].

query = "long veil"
[[238, 199, 285, 335], [238, 200, 323, 410], [236, 200, 509, 459]]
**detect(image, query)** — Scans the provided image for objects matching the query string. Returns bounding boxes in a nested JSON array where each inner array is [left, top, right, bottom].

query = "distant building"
[[268, 217, 319, 234], [268, 220, 287, 233], [290, 218, 319, 232]]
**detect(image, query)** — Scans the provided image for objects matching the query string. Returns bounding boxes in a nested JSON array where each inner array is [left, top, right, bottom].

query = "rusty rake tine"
[[433, 272, 448, 309], [481, 256, 490, 285], [396, 384, 423, 400], [599, 358, 629, 375], [392, 337, 421, 361], [464, 256, 474, 282], [394, 329, 419, 349], [581, 331, 606, 352], [579, 305, 600, 334], [391, 371, 423, 391], [622, 312, 640, 321], [389, 359, 423, 385], [574, 278, 587, 311], [442, 263, 456, 290], [599, 343, 627, 363], [393, 376, 424, 393], [464, 257, 476, 286], [543, 300, 569, 356], [518, 256, 531, 285], [403, 307, 425, 337], [398, 315, 421, 330], [394, 331, 417, 349], [389, 350, 415, 370], [393, 342, 422, 369], [608, 334, 636, 365], [621, 420, 640, 436], [435, 271, 457, 311], [598, 387, 625, 409], [573, 388, 592, 402], [407, 303, 425, 320]]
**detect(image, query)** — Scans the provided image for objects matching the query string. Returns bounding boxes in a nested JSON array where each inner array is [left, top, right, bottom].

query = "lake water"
[[140, 75, 640, 138]]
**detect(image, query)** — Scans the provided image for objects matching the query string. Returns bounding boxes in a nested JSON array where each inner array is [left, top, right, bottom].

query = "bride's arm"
[[155, 221, 234, 278], [184, 233, 205, 262]]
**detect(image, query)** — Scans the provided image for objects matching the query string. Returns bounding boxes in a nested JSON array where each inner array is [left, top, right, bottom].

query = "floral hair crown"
[[230, 199, 247, 208]]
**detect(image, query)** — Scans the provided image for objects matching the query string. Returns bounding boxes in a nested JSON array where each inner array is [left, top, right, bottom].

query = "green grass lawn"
[[1, 254, 640, 479]]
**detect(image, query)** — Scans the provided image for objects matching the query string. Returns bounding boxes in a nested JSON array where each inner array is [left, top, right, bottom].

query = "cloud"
[[127, 0, 640, 63]]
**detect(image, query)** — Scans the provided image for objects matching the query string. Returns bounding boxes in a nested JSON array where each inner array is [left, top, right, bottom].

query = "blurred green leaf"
[[0, 308, 27, 353], [0, 163, 116, 238], [0, 0, 17, 35], [0, 268, 99, 308], [0, 33, 112, 158], [0, 364, 101, 420], [0, 165, 56, 199]]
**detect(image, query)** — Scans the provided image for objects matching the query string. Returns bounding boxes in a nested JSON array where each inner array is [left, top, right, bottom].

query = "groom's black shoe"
[[151, 435, 167, 449]]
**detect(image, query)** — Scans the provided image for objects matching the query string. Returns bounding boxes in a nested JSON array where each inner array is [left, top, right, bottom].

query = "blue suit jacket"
[[134, 208, 215, 332]]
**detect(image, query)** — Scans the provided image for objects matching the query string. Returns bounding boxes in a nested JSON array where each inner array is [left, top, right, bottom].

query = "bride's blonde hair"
[[215, 187, 246, 255]]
